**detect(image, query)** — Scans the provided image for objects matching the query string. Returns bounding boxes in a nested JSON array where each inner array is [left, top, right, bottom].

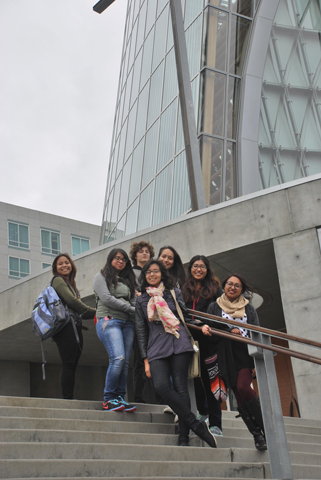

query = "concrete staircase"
[[0, 396, 321, 479]]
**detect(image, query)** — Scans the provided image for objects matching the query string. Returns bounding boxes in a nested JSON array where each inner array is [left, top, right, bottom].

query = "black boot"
[[244, 395, 265, 433], [178, 418, 189, 446], [192, 421, 217, 448], [238, 405, 267, 451]]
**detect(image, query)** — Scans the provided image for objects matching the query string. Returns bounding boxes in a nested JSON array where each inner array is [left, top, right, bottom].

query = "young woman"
[[203, 274, 267, 450], [157, 246, 186, 288], [135, 259, 217, 448], [182, 255, 223, 436], [51, 253, 96, 400], [93, 249, 137, 412]]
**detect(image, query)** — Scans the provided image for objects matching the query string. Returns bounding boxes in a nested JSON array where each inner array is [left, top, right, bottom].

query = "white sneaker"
[[163, 406, 174, 415]]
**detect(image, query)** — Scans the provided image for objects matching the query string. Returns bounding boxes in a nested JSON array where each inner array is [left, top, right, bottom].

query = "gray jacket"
[[93, 272, 135, 322]]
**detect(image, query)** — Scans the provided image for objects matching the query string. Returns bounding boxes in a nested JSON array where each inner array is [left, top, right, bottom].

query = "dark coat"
[[135, 288, 194, 363], [205, 302, 260, 389]]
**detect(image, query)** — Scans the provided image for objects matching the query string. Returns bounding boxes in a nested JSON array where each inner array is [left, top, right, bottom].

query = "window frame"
[[40, 228, 61, 256], [71, 235, 90, 256], [8, 221, 29, 250], [8, 256, 30, 279]]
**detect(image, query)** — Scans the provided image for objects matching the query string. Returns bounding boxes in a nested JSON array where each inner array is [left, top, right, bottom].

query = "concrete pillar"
[[0, 360, 30, 396], [273, 229, 321, 419]]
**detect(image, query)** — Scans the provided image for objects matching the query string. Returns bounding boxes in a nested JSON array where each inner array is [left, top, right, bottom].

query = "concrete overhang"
[[1, 174, 320, 367]]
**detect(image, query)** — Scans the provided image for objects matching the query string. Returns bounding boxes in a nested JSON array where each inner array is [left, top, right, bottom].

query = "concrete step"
[[0, 459, 267, 479]]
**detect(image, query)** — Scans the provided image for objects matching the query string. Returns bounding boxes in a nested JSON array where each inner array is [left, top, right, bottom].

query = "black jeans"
[[150, 352, 197, 439], [53, 321, 83, 399]]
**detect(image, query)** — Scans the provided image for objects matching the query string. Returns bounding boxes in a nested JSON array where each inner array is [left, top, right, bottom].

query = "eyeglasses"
[[192, 265, 207, 270], [226, 281, 242, 290], [146, 269, 161, 275], [114, 256, 127, 264]]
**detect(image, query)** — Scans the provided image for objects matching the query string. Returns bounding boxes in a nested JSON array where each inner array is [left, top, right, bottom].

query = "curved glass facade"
[[102, 0, 261, 242], [259, 0, 321, 188]]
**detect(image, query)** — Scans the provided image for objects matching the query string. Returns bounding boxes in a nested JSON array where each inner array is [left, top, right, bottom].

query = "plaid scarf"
[[146, 282, 180, 338]]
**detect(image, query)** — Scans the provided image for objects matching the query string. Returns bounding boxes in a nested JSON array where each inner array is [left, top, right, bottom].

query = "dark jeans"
[[150, 352, 197, 439], [53, 321, 83, 399]]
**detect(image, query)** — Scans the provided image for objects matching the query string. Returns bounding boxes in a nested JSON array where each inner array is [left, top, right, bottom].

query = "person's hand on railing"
[[201, 324, 212, 336], [231, 328, 241, 335]]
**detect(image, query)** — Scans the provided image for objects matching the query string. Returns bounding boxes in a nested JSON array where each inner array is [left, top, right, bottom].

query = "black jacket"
[[135, 288, 194, 362], [205, 302, 260, 389]]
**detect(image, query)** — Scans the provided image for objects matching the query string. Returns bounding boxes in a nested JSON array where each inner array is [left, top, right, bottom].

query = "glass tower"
[[101, 0, 321, 243]]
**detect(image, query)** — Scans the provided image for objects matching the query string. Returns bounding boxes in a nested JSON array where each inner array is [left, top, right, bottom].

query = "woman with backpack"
[[93, 248, 137, 412], [51, 253, 96, 400]]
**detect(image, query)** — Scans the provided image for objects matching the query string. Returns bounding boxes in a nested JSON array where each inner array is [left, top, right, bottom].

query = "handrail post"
[[251, 331, 293, 480]]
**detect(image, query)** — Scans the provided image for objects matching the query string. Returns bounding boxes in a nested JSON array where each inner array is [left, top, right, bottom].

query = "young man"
[[129, 241, 155, 286], [129, 240, 155, 403]]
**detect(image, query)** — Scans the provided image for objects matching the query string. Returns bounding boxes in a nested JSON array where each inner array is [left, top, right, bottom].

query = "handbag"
[[170, 289, 201, 379]]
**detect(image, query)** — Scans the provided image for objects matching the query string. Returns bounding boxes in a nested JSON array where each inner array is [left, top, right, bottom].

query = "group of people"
[[49, 242, 266, 450]]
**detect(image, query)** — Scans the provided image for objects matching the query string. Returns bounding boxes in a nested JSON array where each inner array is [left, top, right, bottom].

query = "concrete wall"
[[0, 176, 320, 417]]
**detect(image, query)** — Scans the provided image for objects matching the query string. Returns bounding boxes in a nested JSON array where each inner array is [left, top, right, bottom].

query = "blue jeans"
[[96, 318, 135, 402]]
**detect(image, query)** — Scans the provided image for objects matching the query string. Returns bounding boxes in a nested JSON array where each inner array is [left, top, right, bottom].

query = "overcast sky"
[[0, 0, 127, 226]]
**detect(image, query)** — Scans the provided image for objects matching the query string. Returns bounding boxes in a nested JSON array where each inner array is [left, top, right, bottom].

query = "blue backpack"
[[32, 276, 80, 379]]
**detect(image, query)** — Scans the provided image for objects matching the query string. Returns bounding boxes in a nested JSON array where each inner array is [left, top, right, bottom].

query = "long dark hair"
[[222, 273, 257, 297], [52, 253, 77, 292], [140, 259, 174, 293], [157, 246, 186, 287], [182, 255, 220, 303], [101, 248, 136, 297]]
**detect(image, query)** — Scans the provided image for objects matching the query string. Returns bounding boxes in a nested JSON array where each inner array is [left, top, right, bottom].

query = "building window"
[[71, 236, 90, 256], [42, 263, 51, 269], [8, 222, 29, 249], [9, 257, 30, 278], [41, 229, 60, 255]]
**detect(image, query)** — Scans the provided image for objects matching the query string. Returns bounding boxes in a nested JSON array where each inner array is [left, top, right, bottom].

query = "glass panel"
[[136, 1, 147, 55], [41, 230, 51, 254], [185, 15, 202, 79], [175, 102, 184, 153], [157, 0, 168, 16], [191, 74, 200, 120], [167, 9, 174, 51], [51, 233, 60, 255], [141, 120, 159, 188], [157, 100, 177, 172], [140, 28, 154, 89], [202, 7, 228, 72], [147, 61, 164, 128], [134, 81, 150, 145], [200, 69, 226, 137], [152, 8, 168, 72], [116, 214, 126, 239], [184, 0, 203, 27], [171, 151, 191, 219], [145, 0, 157, 35], [19, 224, 29, 248], [42, 263, 51, 269], [137, 182, 154, 231], [125, 198, 139, 235], [229, 14, 252, 76], [8, 222, 18, 247], [72, 237, 81, 256], [227, 76, 240, 139], [81, 238, 90, 254], [124, 101, 138, 162], [20, 259, 30, 277], [209, 0, 229, 8], [152, 164, 173, 225], [116, 118, 127, 177], [225, 141, 236, 201], [259, 148, 280, 189], [230, 0, 254, 18], [128, 139, 144, 204], [128, 18, 138, 73], [130, 49, 142, 108], [201, 135, 223, 205], [118, 156, 132, 218], [162, 48, 178, 109], [122, 68, 133, 123], [9, 257, 19, 277], [111, 175, 122, 224]]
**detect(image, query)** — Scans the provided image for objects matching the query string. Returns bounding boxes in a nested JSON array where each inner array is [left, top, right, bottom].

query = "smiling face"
[[111, 251, 127, 273], [135, 247, 151, 268], [191, 259, 207, 282], [158, 248, 174, 270], [145, 263, 162, 287], [224, 276, 243, 301], [56, 256, 72, 280]]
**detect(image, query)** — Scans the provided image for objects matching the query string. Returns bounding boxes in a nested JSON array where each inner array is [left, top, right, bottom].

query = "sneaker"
[[102, 399, 125, 412], [197, 413, 209, 424], [209, 426, 223, 436], [116, 396, 137, 412]]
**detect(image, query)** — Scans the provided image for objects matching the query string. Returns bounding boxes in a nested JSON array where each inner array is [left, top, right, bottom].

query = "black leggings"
[[53, 322, 83, 399], [150, 352, 197, 438]]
